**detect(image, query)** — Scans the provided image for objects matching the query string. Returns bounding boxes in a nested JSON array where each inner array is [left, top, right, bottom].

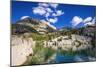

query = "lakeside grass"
[[29, 32, 60, 41]]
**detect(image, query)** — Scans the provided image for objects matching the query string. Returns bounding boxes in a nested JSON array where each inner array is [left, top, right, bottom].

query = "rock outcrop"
[[11, 35, 35, 66], [44, 34, 92, 51]]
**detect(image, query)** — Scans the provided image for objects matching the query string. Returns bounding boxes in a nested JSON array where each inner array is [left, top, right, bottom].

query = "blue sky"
[[11, 1, 96, 29]]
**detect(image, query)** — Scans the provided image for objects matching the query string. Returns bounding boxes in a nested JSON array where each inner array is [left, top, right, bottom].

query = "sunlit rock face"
[[11, 35, 35, 66], [43, 34, 92, 51]]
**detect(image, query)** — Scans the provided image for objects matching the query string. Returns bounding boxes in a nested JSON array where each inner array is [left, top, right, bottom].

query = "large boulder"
[[11, 35, 35, 66]]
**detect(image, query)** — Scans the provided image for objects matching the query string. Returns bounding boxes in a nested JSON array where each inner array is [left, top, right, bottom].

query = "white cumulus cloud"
[[46, 8, 53, 13], [20, 16, 30, 20], [83, 17, 92, 23], [45, 12, 50, 18], [71, 16, 83, 27], [92, 17, 96, 23], [33, 6, 46, 15], [71, 16, 96, 27], [38, 3, 49, 7], [52, 10, 64, 16], [49, 3, 58, 8], [47, 18, 58, 23], [84, 17, 96, 26], [84, 22, 94, 26]]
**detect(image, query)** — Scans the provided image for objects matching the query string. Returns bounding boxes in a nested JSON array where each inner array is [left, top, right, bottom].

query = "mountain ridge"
[[12, 17, 57, 34]]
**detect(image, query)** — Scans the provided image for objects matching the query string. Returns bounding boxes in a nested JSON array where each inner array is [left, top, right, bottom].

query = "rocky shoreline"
[[11, 33, 95, 66]]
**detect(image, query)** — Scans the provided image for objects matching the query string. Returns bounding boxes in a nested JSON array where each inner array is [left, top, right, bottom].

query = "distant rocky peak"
[[17, 17, 41, 25]]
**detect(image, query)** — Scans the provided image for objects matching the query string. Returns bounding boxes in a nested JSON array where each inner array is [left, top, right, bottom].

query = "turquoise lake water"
[[54, 53, 95, 63]]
